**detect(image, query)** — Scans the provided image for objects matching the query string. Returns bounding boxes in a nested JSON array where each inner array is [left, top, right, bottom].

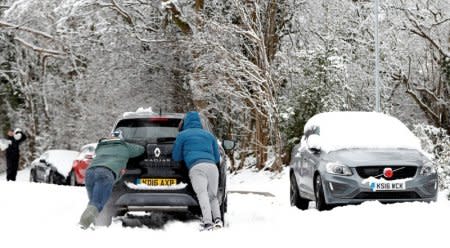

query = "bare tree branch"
[[161, 0, 192, 34], [402, 9, 450, 58], [14, 37, 66, 56], [405, 88, 440, 122], [392, 71, 440, 124], [0, 21, 54, 40], [431, 18, 450, 28], [415, 87, 440, 103], [111, 0, 133, 25]]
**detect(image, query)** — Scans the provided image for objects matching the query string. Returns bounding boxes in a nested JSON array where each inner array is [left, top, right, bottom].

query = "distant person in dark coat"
[[5, 128, 27, 181], [172, 111, 222, 231]]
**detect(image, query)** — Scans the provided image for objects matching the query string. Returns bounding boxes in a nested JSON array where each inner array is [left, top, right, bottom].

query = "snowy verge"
[[0, 167, 449, 248]]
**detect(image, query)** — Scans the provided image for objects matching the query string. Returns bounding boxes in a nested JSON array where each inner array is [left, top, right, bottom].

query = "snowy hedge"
[[413, 124, 450, 191]]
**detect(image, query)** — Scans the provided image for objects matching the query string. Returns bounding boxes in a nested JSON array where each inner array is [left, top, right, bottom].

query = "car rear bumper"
[[115, 192, 199, 208], [321, 172, 438, 204]]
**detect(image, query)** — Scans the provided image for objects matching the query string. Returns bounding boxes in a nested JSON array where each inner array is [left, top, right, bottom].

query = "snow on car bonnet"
[[46, 150, 79, 177], [304, 112, 422, 152]]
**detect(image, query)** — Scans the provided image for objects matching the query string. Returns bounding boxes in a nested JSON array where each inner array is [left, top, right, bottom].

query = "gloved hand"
[[13, 128, 24, 141], [14, 132, 23, 141]]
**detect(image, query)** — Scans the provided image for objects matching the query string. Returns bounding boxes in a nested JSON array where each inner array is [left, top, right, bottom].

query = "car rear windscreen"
[[115, 118, 181, 140]]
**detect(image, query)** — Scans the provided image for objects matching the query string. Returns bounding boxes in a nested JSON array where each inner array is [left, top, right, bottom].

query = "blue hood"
[[182, 111, 202, 130]]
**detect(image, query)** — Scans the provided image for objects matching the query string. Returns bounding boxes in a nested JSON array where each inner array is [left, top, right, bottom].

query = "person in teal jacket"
[[172, 111, 222, 231], [79, 130, 144, 229]]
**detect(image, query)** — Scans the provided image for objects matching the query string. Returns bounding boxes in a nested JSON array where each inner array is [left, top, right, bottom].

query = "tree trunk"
[[265, 0, 279, 63]]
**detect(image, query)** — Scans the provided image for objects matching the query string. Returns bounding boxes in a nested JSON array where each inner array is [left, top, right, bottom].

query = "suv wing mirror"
[[222, 140, 236, 151]]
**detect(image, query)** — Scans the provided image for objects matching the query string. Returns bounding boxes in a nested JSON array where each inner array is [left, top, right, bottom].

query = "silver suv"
[[290, 112, 438, 211]]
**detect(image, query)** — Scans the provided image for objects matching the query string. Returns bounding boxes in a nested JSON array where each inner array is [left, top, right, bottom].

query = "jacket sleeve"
[[18, 132, 27, 144], [126, 143, 145, 158], [212, 137, 220, 164], [172, 134, 183, 162]]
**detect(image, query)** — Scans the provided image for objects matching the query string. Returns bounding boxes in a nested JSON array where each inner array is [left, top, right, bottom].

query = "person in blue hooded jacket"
[[172, 111, 222, 231]]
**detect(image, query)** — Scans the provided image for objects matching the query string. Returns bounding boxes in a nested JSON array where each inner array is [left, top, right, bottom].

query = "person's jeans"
[[85, 167, 115, 212]]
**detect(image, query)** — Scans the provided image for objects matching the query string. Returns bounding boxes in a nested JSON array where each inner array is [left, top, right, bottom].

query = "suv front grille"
[[354, 192, 420, 199], [356, 166, 417, 180]]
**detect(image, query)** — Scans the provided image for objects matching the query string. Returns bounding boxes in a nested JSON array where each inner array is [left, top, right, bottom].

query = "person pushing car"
[[79, 130, 144, 229], [172, 111, 222, 231]]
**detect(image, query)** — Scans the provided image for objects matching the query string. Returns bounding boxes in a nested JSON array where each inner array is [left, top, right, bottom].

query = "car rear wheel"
[[29, 169, 37, 183], [290, 173, 310, 210], [314, 174, 331, 211], [48, 170, 55, 184]]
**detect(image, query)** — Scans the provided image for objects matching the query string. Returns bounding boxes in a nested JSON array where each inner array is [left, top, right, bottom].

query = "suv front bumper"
[[321, 172, 438, 204]]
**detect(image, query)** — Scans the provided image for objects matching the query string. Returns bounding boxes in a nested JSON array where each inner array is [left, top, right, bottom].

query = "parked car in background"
[[68, 143, 97, 186], [290, 112, 438, 211], [96, 110, 235, 226], [29, 149, 79, 185]]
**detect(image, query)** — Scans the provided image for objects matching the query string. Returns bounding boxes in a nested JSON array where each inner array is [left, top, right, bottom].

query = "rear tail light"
[[149, 117, 169, 122]]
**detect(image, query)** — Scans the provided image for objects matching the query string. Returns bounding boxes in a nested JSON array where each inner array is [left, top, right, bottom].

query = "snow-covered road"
[[1, 168, 449, 248]]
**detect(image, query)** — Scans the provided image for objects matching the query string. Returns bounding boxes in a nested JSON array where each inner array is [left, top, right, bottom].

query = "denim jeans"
[[85, 167, 115, 212]]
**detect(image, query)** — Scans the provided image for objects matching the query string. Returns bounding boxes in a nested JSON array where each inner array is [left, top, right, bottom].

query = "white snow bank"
[[0, 168, 449, 248], [0, 169, 450, 248], [304, 112, 422, 152]]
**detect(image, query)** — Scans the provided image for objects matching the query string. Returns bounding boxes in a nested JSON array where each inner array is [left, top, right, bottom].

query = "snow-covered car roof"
[[39, 149, 79, 177], [303, 112, 422, 152], [120, 107, 184, 120]]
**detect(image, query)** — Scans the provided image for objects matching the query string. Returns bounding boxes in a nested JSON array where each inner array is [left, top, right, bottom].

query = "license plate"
[[138, 178, 177, 186], [370, 181, 405, 192]]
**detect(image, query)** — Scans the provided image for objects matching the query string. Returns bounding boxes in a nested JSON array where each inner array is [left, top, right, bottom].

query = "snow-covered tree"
[[0, 0, 191, 158], [414, 124, 450, 190], [386, 0, 449, 134], [182, 0, 292, 171]]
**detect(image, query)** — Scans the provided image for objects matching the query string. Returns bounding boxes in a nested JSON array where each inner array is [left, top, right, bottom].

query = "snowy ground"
[[1, 167, 449, 248]]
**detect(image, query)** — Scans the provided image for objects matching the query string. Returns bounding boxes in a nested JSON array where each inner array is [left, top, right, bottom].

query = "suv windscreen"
[[115, 118, 181, 141]]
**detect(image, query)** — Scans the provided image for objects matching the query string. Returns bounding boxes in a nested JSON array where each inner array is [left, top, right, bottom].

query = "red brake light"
[[149, 117, 169, 122]]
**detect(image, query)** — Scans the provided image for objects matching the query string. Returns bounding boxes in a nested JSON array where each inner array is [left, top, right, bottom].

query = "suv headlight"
[[420, 162, 436, 176], [326, 162, 352, 176]]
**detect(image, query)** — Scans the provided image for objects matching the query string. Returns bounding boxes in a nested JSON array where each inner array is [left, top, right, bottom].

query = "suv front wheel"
[[290, 173, 309, 210]]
